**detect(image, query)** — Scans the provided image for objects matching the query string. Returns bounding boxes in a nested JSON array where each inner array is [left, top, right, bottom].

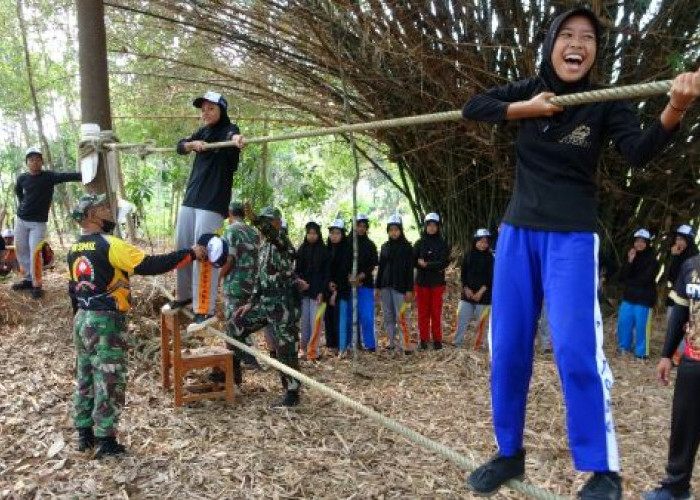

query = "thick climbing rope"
[[154, 281, 569, 500], [108, 79, 673, 156]]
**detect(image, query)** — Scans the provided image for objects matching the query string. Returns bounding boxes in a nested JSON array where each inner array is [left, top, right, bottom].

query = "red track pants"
[[415, 284, 445, 343]]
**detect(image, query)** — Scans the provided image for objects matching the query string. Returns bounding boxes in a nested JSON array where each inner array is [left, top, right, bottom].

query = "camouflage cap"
[[259, 206, 282, 219], [71, 193, 108, 222], [229, 200, 245, 214]]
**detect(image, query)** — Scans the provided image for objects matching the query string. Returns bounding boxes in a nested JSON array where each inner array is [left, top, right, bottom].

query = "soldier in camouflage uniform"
[[217, 201, 260, 378], [68, 194, 204, 457], [233, 205, 302, 407]]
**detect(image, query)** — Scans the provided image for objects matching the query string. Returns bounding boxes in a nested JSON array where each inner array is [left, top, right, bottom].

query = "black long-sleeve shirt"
[[377, 237, 414, 294], [352, 233, 379, 288], [413, 233, 449, 287], [619, 248, 659, 308], [16, 171, 82, 222], [177, 122, 241, 217], [462, 78, 676, 232]]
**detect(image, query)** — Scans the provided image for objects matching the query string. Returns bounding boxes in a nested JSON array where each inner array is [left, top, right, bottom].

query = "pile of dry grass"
[[0, 267, 694, 499]]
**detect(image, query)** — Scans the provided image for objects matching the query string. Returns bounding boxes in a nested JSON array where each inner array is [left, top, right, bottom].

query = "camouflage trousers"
[[232, 292, 301, 389], [72, 309, 128, 437]]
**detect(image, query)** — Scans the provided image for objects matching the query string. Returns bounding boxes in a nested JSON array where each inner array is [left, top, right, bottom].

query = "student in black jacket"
[[325, 218, 352, 355], [376, 215, 414, 353], [617, 228, 660, 359], [296, 221, 329, 359], [351, 213, 379, 351], [666, 224, 699, 313], [454, 228, 494, 349], [13, 147, 81, 298], [169, 91, 246, 334], [463, 7, 700, 498], [413, 213, 449, 350]]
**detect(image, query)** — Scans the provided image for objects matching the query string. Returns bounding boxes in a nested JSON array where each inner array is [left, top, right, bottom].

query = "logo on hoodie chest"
[[558, 124, 591, 148]]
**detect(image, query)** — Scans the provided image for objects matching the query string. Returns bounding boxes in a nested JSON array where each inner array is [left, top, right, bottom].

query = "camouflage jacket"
[[222, 220, 260, 299], [251, 217, 297, 303]]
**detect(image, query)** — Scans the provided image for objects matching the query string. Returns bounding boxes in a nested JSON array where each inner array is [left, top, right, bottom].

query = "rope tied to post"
[[107, 79, 674, 157]]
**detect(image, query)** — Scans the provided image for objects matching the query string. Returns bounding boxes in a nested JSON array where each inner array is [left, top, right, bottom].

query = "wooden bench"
[[160, 307, 235, 407]]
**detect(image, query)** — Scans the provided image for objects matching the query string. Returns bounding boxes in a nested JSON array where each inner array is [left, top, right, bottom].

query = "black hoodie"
[[377, 228, 414, 294], [350, 233, 379, 288], [462, 8, 676, 233], [295, 224, 330, 299], [413, 229, 449, 287], [177, 107, 241, 217], [461, 242, 495, 304], [620, 245, 659, 308], [327, 231, 353, 299]]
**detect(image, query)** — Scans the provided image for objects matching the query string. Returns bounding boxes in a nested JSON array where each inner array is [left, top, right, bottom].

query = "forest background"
[[0, 0, 698, 275]]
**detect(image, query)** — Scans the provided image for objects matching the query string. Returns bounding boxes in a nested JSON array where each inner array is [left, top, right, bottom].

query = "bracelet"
[[669, 102, 687, 113]]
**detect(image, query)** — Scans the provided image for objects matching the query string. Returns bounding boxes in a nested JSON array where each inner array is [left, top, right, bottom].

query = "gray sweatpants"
[[14, 217, 47, 286], [454, 300, 490, 347], [175, 206, 223, 315], [380, 288, 410, 350]]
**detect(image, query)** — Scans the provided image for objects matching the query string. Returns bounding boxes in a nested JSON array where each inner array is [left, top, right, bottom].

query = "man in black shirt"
[[13, 147, 81, 298]]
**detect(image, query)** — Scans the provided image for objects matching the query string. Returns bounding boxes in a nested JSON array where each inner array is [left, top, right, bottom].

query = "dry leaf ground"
[[0, 263, 695, 499]]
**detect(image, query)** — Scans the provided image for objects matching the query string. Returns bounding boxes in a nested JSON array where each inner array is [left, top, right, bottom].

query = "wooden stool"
[[160, 308, 235, 407]]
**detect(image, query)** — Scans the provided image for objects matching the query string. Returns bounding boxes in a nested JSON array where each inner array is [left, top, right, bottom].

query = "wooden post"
[[76, 0, 118, 219]]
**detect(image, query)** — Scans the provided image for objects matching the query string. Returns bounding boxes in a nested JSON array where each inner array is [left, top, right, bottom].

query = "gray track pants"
[[175, 206, 223, 315], [14, 217, 47, 286], [380, 288, 410, 350]]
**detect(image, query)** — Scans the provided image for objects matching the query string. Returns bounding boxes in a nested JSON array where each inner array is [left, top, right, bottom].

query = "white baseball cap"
[[192, 91, 228, 110], [1, 229, 13, 238], [355, 213, 370, 223], [387, 214, 402, 226], [329, 218, 345, 230], [424, 212, 440, 224], [474, 228, 491, 239], [25, 147, 42, 158], [634, 228, 652, 240], [676, 224, 694, 237]]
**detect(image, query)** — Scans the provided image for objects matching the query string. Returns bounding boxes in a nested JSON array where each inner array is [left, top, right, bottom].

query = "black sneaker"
[[419, 341, 429, 350], [466, 450, 525, 496], [269, 390, 299, 408], [577, 472, 622, 500], [11, 280, 32, 291], [433, 341, 443, 350], [30, 287, 43, 299], [162, 298, 192, 312], [76, 427, 95, 452], [95, 436, 126, 459], [207, 369, 226, 384], [186, 313, 217, 333], [642, 487, 691, 500]]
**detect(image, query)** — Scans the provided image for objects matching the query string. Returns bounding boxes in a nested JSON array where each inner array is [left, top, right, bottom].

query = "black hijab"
[[539, 7, 602, 95]]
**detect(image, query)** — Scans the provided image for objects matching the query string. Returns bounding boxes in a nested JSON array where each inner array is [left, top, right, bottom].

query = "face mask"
[[100, 219, 116, 233]]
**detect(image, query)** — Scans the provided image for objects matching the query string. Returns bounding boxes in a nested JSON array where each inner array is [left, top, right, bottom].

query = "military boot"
[[76, 427, 95, 452], [95, 436, 126, 459]]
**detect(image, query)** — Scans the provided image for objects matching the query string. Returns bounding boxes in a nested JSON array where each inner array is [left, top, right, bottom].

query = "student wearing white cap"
[[617, 228, 660, 359], [351, 213, 379, 351], [667, 225, 699, 314], [325, 218, 352, 355], [454, 228, 494, 349], [12, 147, 82, 298], [413, 212, 449, 350], [168, 90, 245, 333], [376, 214, 415, 352]]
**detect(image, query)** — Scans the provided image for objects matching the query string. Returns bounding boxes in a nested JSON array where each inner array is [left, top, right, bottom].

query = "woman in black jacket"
[[617, 228, 660, 359], [376, 215, 414, 353], [454, 228, 494, 349], [170, 91, 245, 334], [413, 213, 450, 350], [296, 221, 329, 359], [666, 224, 699, 310], [325, 219, 353, 355]]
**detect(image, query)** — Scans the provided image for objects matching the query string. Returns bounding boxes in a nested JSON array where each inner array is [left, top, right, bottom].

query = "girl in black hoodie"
[[413, 213, 449, 349], [454, 228, 494, 349], [376, 215, 414, 352], [324, 219, 353, 355], [617, 228, 659, 359], [295, 221, 329, 359], [464, 8, 700, 497], [666, 224, 699, 310], [171, 91, 245, 333]]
